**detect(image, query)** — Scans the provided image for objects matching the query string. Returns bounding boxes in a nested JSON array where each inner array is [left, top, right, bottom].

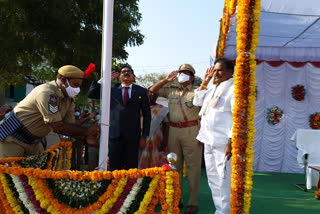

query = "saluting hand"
[[166, 70, 179, 82], [203, 66, 214, 85], [111, 70, 120, 81]]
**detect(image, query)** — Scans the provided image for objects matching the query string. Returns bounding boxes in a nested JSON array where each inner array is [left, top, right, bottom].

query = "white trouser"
[[204, 144, 232, 214]]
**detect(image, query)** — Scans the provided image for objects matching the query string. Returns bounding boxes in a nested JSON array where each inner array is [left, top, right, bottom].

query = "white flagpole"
[[99, 0, 114, 171]]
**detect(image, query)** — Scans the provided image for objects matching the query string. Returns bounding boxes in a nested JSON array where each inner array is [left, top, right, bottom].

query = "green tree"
[[193, 75, 203, 86], [0, 0, 144, 89]]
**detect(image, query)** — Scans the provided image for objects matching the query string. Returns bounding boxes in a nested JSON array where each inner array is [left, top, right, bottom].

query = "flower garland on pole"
[[216, 0, 238, 58], [217, 0, 231, 57], [228, 0, 261, 213]]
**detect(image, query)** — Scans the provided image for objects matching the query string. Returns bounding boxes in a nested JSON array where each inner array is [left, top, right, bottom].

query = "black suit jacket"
[[88, 81, 151, 139]]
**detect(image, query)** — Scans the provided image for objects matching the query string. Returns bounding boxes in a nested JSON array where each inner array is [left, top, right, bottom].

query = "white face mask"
[[177, 73, 190, 83], [65, 79, 80, 98]]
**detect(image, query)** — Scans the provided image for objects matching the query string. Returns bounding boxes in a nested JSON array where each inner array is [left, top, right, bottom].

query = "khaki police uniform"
[[159, 83, 203, 207], [0, 65, 83, 158]]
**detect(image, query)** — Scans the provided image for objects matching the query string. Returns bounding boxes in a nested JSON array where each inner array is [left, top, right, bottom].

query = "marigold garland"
[[0, 141, 180, 213], [0, 173, 24, 213], [309, 112, 320, 129], [0, 160, 180, 213], [228, 0, 238, 15], [228, 0, 261, 213], [10, 174, 38, 213], [217, 0, 231, 58], [135, 175, 161, 214]]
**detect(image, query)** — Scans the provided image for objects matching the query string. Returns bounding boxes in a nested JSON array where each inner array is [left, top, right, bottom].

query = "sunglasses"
[[120, 69, 133, 74]]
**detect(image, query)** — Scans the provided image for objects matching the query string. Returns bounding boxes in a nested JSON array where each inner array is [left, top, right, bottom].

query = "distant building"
[[0, 75, 46, 107]]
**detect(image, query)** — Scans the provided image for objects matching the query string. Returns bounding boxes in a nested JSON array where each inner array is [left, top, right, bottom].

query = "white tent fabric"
[[222, 0, 320, 173], [253, 61, 320, 173], [224, 0, 320, 61], [224, 46, 320, 62]]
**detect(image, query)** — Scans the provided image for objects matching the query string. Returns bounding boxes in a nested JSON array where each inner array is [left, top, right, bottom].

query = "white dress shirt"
[[193, 78, 234, 146], [121, 84, 133, 100]]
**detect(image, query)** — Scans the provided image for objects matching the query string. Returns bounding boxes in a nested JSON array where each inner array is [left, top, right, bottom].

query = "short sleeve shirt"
[[159, 84, 200, 123], [14, 81, 75, 137]]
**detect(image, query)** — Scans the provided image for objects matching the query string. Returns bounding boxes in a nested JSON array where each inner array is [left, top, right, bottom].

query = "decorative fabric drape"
[[253, 61, 320, 173]]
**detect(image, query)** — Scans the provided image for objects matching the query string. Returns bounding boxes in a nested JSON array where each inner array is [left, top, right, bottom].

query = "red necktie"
[[123, 87, 129, 105]]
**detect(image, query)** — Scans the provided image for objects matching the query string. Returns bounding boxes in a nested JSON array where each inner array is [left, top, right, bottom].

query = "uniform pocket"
[[184, 100, 194, 108]]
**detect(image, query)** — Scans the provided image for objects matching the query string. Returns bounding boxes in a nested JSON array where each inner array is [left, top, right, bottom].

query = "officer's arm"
[[149, 78, 169, 93], [48, 121, 99, 137], [149, 70, 178, 94]]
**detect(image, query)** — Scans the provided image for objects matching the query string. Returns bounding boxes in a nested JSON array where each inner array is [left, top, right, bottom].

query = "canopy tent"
[[222, 0, 320, 173], [224, 0, 320, 62]]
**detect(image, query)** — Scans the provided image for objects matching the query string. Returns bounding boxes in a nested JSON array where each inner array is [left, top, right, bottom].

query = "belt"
[[13, 127, 41, 145], [170, 120, 198, 128], [0, 111, 41, 144]]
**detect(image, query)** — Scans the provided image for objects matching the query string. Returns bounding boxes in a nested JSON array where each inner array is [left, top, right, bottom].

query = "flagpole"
[[99, 0, 114, 171]]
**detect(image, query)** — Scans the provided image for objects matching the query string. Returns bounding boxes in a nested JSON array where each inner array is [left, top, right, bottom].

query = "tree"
[[193, 75, 203, 86], [0, 0, 144, 89], [135, 73, 168, 88]]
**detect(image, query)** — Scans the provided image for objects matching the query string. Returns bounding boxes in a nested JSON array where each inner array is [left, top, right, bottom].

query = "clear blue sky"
[[125, 0, 225, 79]]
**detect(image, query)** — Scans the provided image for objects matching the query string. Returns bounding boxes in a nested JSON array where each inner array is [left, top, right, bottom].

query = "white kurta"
[[193, 78, 234, 146], [193, 78, 234, 214]]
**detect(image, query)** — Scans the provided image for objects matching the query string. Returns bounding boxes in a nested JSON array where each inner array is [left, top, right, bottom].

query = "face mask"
[[74, 111, 80, 116], [95, 114, 100, 121], [177, 73, 190, 83], [65, 79, 80, 98]]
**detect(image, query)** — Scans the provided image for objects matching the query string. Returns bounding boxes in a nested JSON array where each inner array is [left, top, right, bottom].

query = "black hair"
[[214, 57, 234, 72], [120, 64, 134, 75]]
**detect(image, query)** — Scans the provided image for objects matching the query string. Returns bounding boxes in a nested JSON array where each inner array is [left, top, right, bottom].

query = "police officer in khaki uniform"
[[0, 65, 99, 158], [149, 64, 202, 214]]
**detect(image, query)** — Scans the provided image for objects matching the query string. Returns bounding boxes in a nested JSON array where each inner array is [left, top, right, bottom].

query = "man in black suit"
[[88, 64, 151, 170]]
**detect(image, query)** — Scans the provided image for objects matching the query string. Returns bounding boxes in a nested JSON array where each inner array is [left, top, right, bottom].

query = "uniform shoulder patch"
[[48, 95, 59, 114]]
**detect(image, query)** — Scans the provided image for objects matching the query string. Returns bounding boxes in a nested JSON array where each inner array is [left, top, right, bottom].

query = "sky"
[[125, 0, 225, 80]]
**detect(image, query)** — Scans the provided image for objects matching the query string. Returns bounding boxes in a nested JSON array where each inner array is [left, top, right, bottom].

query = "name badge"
[[171, 97, 178, 100]]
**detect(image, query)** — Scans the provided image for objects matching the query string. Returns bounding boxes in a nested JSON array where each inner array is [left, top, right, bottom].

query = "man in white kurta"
[[193, 57, 234, 214]]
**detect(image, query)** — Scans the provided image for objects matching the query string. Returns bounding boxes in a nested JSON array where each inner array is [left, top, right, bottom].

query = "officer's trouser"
[[0, 136, 40, 158], [168, 125, 203, 206], [204, 144, 232, 214]]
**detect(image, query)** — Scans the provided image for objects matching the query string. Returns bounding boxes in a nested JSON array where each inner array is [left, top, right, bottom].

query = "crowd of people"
[[0, 57, 235, 214]]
